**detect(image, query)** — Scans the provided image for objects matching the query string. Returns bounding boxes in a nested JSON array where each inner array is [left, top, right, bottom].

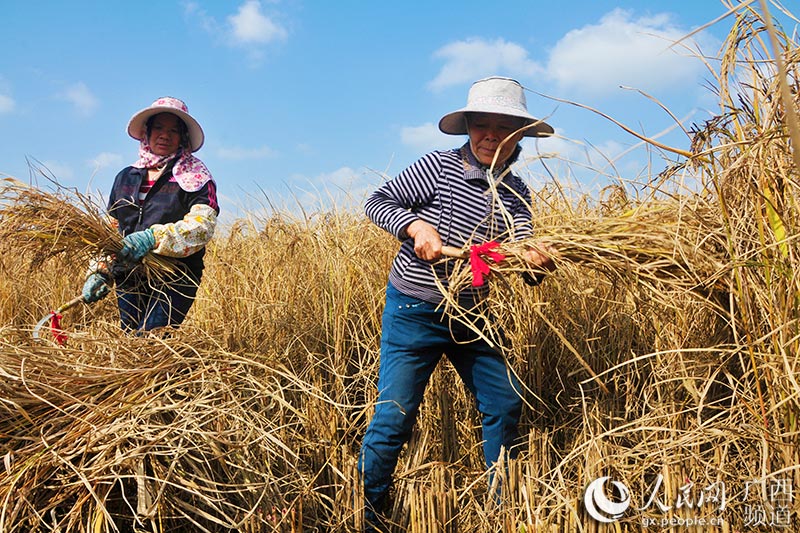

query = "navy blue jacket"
[[107, 164, 219, 277]]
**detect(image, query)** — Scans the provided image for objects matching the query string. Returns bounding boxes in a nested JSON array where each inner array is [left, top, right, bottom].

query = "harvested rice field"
[[1, 4, 798, 532]]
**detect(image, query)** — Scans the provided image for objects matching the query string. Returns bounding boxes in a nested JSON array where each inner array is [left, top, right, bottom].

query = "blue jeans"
[[359, 283, 523, 525], [116, 271, 200, 332]]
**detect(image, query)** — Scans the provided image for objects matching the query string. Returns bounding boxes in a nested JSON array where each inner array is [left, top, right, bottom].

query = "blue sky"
[[1, 1, 792, 221]]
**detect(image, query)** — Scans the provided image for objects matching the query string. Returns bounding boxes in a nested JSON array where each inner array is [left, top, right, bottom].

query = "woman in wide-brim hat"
[[82, 96, 219, 332], [358, 76, 557, 531]]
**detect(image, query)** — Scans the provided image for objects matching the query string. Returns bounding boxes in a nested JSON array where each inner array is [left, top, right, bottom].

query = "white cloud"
[[545, 9, 716, 97], [400, 122, 452, 152], [59, 82, 98, 116], [88, 152, 123, 171], [0, 94, 14, 113], [228, 0, 287, 45], [520, 134, 572, 160], [216, 145, 277, 160], [295, 143, 314, 155], [429, 38, 542, 92], [314, 166, 360, 189], [39, 160, 74, 180], [521, 134, 626, 165], [516, 131, 669, 190], [287, 166, 372, 211], [183, 1, 218, 33], [184, 0, 287, 66]]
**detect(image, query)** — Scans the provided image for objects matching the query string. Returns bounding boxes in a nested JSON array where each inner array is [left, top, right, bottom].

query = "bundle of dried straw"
[[436, 200, 731, 350], [0, 177, 175, 277]]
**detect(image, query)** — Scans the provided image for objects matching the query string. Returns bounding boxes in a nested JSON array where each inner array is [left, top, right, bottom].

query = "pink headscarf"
[[132, 137, 214, 193]]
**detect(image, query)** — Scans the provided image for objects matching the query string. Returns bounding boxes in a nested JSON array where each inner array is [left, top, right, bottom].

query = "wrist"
[[405, 219, 426, 239], [85, 259, 111, 280]]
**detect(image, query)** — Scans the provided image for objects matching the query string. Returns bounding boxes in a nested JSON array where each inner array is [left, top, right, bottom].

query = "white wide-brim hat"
[[127, 96, 205, 152], [439, 76, 553, 138]]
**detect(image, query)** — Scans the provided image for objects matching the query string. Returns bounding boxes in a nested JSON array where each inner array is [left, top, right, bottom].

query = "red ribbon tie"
[[469, 241, 505, 287]]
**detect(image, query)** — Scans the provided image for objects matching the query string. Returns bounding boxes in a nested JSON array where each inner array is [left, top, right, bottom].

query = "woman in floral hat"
[[82, 96, 219, 332]]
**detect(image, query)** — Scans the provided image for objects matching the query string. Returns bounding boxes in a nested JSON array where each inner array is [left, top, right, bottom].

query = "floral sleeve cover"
[[151, 204, 218, 258]]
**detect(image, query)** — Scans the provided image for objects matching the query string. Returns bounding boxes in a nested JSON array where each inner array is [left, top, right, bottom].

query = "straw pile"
[[0, 330, 314, 532]]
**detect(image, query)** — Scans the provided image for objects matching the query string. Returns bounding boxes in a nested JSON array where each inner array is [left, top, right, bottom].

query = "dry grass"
[[436, 197, 732, 356], [1, 2, 799, 532], [0, 177, 178, 282]]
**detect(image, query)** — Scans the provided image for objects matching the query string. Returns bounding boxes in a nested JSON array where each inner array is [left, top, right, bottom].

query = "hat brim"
[[438, 107, 553, 138], [127, 107, 205, 152]]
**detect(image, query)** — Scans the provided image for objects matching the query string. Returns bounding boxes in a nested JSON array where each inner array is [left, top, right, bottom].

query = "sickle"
[[32, 295, 86, 344]]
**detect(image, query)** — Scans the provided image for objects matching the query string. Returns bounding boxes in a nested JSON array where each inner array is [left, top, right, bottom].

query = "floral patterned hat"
[[127, 96, 205, 152]]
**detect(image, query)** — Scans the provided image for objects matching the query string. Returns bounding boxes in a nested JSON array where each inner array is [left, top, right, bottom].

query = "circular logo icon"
[[584, 476, 631, 523]]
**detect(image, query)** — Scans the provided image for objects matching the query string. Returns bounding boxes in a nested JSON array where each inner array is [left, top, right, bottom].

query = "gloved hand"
[[82, 272, 111, 303], [117, 228, 156, 264]]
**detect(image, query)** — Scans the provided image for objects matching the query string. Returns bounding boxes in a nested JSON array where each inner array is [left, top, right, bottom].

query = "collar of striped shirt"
[[459, 143, 512, 184]]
